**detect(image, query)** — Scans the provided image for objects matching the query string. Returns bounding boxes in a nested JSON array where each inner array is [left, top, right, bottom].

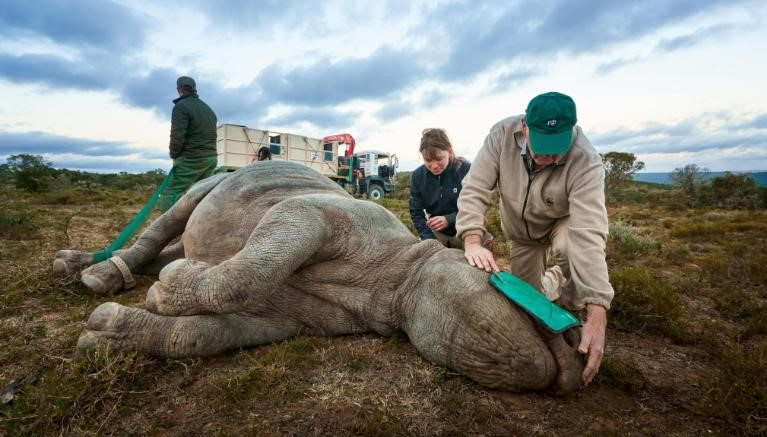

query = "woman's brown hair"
[[420, 128, 460, 170]]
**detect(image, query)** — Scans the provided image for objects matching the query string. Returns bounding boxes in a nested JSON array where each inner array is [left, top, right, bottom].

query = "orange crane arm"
[[322, 134, 356, 158]]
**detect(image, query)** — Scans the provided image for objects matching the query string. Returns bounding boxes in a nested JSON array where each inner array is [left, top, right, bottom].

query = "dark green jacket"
[[169, 93, 217, 159]]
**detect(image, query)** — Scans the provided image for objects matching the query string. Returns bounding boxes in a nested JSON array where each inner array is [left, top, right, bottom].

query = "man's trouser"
[[157, 155, 218, 212], [509, 217, 574, 308]]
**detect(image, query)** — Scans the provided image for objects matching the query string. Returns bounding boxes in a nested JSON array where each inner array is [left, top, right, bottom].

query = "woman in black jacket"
[[409, 128, 470, 248]]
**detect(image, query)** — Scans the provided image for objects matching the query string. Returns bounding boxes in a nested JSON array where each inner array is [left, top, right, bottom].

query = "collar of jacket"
[[173, 92, 199, 104], [514, 127, 569, 170]]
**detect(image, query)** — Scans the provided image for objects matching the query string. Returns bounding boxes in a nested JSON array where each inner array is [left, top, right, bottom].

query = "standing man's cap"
[[525, 91, 577, 155], [176, 76, 196, 91]]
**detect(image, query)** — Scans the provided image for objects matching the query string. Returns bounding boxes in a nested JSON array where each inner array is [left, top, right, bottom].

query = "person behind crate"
[[456, 91, 614, 385], [157, 76, 218, 212], [409, 128, 471, 249]]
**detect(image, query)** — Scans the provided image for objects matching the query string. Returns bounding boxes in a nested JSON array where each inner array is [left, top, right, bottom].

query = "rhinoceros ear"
[[489, 272, 580, 333]]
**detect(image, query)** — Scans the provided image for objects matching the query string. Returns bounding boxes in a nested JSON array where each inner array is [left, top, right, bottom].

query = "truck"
[[215, 123, 398, 200]]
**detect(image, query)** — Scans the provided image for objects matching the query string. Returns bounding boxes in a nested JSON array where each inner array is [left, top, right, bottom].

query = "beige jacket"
[[456, 115, 614, 309]]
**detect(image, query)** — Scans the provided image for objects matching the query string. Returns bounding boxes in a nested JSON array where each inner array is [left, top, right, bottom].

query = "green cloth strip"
[[92, 169, 174, 263]]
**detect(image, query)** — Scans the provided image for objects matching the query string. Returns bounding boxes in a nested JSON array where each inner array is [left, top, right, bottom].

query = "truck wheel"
[[368, 185, 384, 201]]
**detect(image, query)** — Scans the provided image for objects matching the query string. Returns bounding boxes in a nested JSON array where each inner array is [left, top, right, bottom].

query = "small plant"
[[608, 220, 661, 257], [597, 356, 647, 393], [0, 345, 154, 435], [0, 207, 39, 240], [743, 307, 767, 339], [609, 266, 687, 340], [699, 343, 767, 435]]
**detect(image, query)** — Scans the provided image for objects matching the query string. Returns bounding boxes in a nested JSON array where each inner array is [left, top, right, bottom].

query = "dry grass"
[[1, 181, 766, 435]]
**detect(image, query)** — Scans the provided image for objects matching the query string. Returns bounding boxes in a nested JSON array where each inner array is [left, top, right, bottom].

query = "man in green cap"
[[157, 76, 218, 212], [456, 91, 613, 386]]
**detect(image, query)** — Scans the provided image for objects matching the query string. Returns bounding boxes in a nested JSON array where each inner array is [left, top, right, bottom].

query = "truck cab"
[[352, 150, 398, 200]]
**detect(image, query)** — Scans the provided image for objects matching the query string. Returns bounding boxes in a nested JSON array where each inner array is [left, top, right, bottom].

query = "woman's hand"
[[426, 215, 449, 232]]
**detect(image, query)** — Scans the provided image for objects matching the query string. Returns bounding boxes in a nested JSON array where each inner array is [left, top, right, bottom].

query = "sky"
[[0, 0, 765, 174]]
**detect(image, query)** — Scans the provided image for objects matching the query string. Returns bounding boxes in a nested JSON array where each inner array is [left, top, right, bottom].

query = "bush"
[[609, 266, 687, 340], [710, 172, 762, 209], [699, 343, 767, 435], [0, 206, 39, 239], [608, 220, 661, 257], [669, 164, 709, 207], [602, 152, 645, 202], [5, 154, 57, 192]]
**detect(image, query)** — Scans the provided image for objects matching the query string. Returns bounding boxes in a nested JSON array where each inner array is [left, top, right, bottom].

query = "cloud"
[[0, 130, 169, 173], [0, 53, 113, 90], [741, 113, 767, 129], [593, 112, 767, 158], [255, 46, 425, 107], [0, 0, 748, 134], [491, 67, 540, 92], [266, 107, 361, 130], [41, 153, 170, 174], [0, 0, 147, 52], [376, 100, 414, 122], [654, 23, 734, 52], [425, 0, 740, 81], [595, 57, 643, 75]]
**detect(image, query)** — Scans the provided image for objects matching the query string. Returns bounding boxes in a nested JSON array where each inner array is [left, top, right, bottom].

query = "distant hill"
[[633, 171, 767, 187]]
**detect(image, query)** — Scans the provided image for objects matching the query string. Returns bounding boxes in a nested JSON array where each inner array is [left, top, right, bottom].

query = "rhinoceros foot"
[[145, 258, 212, 316], [80, 259, 125, 295], [52, 250, 94, 278], [77, 302, 124, 350]]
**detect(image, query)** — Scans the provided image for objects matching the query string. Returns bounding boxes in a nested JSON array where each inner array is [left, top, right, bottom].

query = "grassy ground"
[[1, 179, 765, 435]]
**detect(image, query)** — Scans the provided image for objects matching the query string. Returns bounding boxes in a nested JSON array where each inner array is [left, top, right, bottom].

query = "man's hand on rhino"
[[578, 303, 607, 385], [426, 215, 448, 232], [463, 235, 499, 273]]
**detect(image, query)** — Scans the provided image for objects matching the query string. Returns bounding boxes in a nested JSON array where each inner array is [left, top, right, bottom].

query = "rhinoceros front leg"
[[79, 284, 367, 357], [77, 302, 300, 357], [55, 174, 227, 294], [145, 197, 334, 316]]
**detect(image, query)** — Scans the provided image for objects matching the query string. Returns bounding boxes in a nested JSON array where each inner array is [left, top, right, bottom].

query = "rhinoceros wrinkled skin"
[[53, 160, 583, 393]]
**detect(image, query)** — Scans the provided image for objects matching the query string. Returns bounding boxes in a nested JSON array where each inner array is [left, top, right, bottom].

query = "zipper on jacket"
[[522, 156, 536, 240], [521, 153, 566, 241]]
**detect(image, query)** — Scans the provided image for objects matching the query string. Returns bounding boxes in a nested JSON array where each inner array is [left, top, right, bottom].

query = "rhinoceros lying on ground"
[[53, 161, 583, 393]]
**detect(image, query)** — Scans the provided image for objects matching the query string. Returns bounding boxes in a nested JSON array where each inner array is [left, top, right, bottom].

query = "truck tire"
[[367, 184, 385, 201]]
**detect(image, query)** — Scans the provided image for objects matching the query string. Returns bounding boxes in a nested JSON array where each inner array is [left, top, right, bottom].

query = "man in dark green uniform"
[[157, 76, 218, 212]]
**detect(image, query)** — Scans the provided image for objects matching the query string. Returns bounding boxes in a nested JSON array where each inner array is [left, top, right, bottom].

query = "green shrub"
[[609, 266, 686, 340], [0, 346, 153, 435], [0, 207, 39, 239], [597, 356, 647, 393], [608, 220, 661, 257], [699, 343, 767, 435], [710, 172, 762, 209], [743, 307, 767, 339]]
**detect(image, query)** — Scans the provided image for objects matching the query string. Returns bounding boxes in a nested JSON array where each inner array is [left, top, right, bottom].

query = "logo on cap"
[[547, 119, 557, 128]]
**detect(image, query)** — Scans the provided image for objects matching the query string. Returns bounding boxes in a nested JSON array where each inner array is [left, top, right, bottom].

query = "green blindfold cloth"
[[490, 272, 580, 333]]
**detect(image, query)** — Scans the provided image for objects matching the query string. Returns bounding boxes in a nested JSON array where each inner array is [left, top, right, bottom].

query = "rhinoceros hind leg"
[[143, 197, 334, 316]]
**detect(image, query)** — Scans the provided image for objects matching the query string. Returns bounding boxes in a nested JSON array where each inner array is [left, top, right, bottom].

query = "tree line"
[[0, 154, 166, 192], [3, 153, 765, 209], [602, 152, 766, 209]]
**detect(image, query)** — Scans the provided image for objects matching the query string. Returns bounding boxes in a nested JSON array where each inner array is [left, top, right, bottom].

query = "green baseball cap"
[[525, 92, 577, 155], [176, 76, 196, 90]]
